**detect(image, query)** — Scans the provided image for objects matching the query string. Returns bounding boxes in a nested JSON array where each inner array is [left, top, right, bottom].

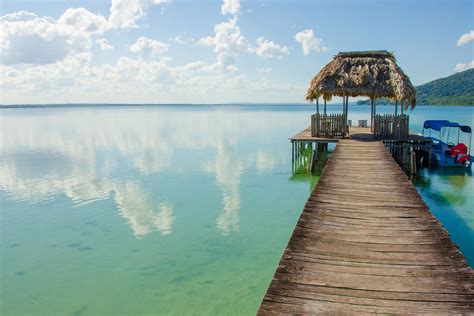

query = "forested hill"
[[357, 69, 474, 105], [416, 68, 474, 105]]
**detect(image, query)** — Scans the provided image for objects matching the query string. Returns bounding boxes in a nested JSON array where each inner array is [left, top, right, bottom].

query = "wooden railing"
[[373, 114, 409, 140], [383, 139, 433, 175], [311, 113, 348, 137]]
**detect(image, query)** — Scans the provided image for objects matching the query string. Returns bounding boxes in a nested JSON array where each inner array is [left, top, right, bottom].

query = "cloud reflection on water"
[[114, 183, 174, 237], [0, 107, 294, 237], [203, 142, 244, 235]]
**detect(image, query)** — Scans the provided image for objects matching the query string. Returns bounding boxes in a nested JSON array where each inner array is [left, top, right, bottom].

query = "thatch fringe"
[[306, 51, 416, 108]]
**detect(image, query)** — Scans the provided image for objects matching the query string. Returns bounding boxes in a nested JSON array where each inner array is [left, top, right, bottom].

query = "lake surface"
[[1, 105, 473, 315]]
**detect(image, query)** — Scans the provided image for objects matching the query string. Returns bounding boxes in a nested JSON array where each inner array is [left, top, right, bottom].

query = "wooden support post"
[[395, 99, 398, 116], [291, 141, 294, 163], [296, 143, 298, 170], [410, 150, 417, 175], [402, 143, 407, 165], [295, 142, 298, 161], [370, 97, 374, 132], [324, 99, 327, 114], [311, 148, 317, 173], [374, 97, 377, 124], [345, 96, 349, 117], [316, 98, 319, 115], [428, 142, 432, 166], [342, 94, 345, 116], [318, 142, 328, 153], [345, 96, 349, 136]]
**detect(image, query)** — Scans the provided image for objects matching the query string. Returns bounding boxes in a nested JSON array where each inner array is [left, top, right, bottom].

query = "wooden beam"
[[370, 97, 374, 131], [342, 94, 345, 115], [374, 97, 377, 118], [345, 96, 349, 117], [346, 96, 349, 135]]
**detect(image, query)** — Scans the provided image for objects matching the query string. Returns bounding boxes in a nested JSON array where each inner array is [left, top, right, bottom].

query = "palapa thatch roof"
[[306, 51, 416, 108]]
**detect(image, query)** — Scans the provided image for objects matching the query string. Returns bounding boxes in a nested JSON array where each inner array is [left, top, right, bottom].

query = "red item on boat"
[[457, 154, 471, 164], [449, 143, 468, 157]]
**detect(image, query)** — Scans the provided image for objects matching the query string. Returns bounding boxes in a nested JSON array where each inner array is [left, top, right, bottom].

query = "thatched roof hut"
[[306, 51, 416, 109]]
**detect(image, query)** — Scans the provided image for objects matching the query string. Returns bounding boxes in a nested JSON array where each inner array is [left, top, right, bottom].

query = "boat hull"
[[432, 152, 472, 168]]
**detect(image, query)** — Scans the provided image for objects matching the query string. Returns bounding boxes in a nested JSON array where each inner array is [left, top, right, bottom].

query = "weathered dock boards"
[[259, 139, 474, 314]]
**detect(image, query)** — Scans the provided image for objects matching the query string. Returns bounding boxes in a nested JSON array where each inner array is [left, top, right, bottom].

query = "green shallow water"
[[0, 105, 473, 315]]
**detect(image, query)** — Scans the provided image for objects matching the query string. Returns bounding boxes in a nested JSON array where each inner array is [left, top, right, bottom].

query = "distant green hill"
[[417, 68, 474, 105], [357, 68, 474, 106]]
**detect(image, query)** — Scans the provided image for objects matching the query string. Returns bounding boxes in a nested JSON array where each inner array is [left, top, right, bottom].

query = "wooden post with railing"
[[311, 113, 348, 137], [373, 114, 409, 140]]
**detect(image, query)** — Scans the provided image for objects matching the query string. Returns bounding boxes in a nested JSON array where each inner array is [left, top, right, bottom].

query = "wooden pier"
[[259, 139, 474, 314]]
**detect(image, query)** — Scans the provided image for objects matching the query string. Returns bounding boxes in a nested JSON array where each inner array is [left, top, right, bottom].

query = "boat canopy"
[[423, 120, 471, 133]]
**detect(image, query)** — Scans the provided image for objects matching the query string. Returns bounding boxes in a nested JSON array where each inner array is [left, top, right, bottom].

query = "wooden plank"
[[258, 139, 474, 314], [263, 285, 474, 311], [260, 293, 472, 314]]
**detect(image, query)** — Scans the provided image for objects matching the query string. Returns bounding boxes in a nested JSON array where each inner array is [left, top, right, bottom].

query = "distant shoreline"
[[0, 103, 312, 109], [356, 100, 474, 107], [1, 103, 473, 109]]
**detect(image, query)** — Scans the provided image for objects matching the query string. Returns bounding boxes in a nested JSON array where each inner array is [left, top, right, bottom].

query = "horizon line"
[[0, 102, 376, 108]]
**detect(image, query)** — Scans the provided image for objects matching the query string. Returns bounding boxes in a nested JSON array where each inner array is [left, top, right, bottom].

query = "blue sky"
[[1, 0, 473, 104]]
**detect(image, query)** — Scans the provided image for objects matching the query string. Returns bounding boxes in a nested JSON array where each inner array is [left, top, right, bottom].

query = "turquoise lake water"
[[1, 105, 473, 315]]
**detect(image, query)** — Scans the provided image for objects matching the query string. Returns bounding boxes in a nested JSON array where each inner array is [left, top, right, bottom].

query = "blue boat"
[[422, 120, 472, 168]]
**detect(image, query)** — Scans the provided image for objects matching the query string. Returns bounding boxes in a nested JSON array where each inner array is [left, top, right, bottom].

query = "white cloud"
[[1, 52, 93, 93], [457, 30, 474, 47], [199, 36, 215, 46], [0, 0, 169, 65], [113, 56, 175, 83], [96, 38, 114, 50], [198, 17, 249, 70], [170, 34, 194, 44], [1, 0, 315, 104], [454, 60, 474, 72], [0, 11, 98, 65], [0, 4, 304, 104], [254, 37, 289, 59], [221, 0, 241, 16], [256, 67, 272, 73], [294, 29, 328, 56], [184, 61, 208, 71], [58, 7, 109, 34], [1, 52, 305, 104], [172, 35, 184, 44], [0, 7, 114, 65], [109, 0, 168, 28], [130, 36, 169, 60]]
